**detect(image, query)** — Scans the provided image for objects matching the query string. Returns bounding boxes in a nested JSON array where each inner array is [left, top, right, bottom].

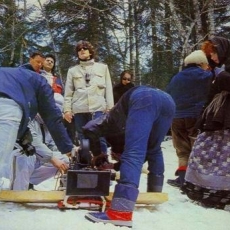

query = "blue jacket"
[[21, 63, 38, 73], [166, 65, 213, 118], [0, 67, 73, 154], [83, 86, 172, 154]]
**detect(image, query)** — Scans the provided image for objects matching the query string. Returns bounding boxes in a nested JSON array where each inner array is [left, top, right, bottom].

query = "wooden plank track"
[[0, 190, 168, 204]]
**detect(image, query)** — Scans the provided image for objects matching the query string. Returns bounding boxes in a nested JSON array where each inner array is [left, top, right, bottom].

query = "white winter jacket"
[[64, 60, 114, 113]]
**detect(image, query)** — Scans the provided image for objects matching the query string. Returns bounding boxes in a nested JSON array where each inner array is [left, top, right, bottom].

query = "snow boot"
[[147, 174, 164, 192], [167, 166, 186, 188], [85, 183, 139, 228], [177, 170, 186, 187], [167, 177, 181, 188]]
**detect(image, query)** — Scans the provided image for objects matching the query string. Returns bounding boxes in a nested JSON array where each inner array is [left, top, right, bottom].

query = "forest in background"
[[0, 0, 230, 89]]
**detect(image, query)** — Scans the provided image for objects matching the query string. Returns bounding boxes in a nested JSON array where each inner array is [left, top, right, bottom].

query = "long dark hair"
[[44, 53, 56, 75], [119, 70, 134, 83]]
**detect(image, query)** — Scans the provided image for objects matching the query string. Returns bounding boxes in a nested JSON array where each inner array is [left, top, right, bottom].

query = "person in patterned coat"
[[182, 36, 230, 209]]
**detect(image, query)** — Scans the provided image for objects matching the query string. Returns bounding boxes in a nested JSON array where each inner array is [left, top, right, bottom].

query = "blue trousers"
[[119, 87, 175, 188], [74, 111, 108, 154]]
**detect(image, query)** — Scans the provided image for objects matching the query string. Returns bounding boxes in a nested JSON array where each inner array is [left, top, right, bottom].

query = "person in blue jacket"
[[0, 67, 74, 182], [166, 50, 213, 188], [21, 51, 45, 73], [83, 85, 175, 227]]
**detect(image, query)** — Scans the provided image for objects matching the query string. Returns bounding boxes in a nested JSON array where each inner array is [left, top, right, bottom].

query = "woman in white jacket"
[[63, 41, 114, 153]]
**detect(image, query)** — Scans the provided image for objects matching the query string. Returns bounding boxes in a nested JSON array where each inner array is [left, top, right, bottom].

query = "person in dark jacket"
[[182, 36, 230, 209], [113, 70, 135, 104], [166, 50, 213, 188], [83, 86, 175, 227], [0, 67, 74, 181], [21, 51, 45, 73]]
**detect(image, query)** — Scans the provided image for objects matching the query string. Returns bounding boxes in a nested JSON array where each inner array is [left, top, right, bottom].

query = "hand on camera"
[[91, 153, 114, 170]]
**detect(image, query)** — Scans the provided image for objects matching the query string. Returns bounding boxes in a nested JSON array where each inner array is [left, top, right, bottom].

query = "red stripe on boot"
[[106, 209, 133, 221], [175, 166, 187, 175], [177, 166, 187, 171]]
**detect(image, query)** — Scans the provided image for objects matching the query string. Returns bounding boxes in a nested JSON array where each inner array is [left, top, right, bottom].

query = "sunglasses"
[[122, 77, 131, 81], [78, 47, 89, 52]]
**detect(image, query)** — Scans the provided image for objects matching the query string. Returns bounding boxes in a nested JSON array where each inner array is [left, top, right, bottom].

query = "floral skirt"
[[182, 130, 230, 208]]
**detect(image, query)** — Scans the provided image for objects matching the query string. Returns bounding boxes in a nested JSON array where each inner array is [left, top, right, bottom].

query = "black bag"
[[17, 128, 36, 156]]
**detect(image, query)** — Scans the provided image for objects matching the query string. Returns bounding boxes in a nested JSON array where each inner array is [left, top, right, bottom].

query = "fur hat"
[[184, 50, 208, 66]]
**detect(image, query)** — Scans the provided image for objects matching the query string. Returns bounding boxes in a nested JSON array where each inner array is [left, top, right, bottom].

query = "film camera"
[[60, 139, 113, 198]]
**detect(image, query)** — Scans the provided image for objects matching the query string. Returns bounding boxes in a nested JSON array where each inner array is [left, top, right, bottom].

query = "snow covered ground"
[[0, 139, 229, 230]]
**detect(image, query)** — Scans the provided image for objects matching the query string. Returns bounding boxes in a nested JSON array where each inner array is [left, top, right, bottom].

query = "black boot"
[[167, 165, 187, 189], [178, 170, 186, 187], [28, 183, 35, 190], [167, 177, 181, 188], [147, 174, 164, 192]]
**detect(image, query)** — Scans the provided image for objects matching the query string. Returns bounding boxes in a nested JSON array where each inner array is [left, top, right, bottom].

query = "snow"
[[0, 140, 229, 230]]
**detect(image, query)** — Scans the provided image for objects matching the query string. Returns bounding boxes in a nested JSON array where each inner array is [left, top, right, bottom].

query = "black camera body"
[[63, 139, 112, 197], [66, 169, 111, 196]]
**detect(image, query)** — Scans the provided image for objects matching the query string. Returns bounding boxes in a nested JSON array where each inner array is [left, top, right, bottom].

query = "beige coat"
[[64, 60, 114, 114]]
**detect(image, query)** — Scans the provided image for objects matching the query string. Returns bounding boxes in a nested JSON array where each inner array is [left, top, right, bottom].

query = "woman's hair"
[[201, 40, 217, 56], [201, 40, 220, 70], [120, 70, 134, 82], [44, 53, 56, 74], [75, 40, 95, 59]]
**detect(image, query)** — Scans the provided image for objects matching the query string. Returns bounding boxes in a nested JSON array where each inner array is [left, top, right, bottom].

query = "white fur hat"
[[54, 93, 64, 112], [184, 50, 208, 66]]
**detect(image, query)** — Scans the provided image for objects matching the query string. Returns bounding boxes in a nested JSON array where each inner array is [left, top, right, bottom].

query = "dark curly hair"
[[30, 51, 44, 59], [75, 40, 95, 60], [44, 53, 56, 74]]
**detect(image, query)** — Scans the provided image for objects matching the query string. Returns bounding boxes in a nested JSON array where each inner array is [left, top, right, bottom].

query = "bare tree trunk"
[[88, 0, 100, 60], [168, 0, 196, 70], [133, 2, 139, 83], [148, 0, 157, 86], [9, 0, 16, 66], [19, 0, 27, 65], [37, 0, 63, 79], [207, 0, 215, 36], [128, 1, 135, 73], [164, 0, 173, 73], [168, 0, 186, 69], [193, 0, 203, 42]]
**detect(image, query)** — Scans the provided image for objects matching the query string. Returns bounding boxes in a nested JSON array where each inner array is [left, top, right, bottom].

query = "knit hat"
[[184, 50, 208, 66], [54, 93, 64, 112]]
